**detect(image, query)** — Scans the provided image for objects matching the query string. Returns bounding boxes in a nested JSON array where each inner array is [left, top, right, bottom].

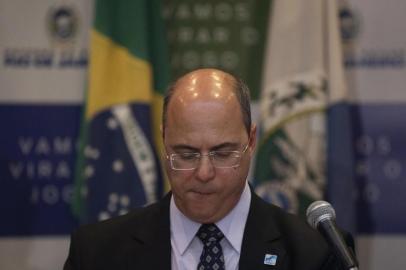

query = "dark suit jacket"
[[64, 191, 345, 270]]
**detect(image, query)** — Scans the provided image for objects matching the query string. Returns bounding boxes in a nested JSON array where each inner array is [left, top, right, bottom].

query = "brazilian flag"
[[72, 0, 169, 223]]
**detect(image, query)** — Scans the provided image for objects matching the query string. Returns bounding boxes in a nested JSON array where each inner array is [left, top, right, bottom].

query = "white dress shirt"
[[170, 182, 251, 270]]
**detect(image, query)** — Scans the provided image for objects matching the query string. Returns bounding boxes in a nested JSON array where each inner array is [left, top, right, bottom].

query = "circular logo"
[[339, 5, 361, 43], [47, 5, 79, 44]]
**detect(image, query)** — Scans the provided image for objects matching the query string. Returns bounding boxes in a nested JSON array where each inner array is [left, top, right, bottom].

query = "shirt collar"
[[216, 182, 251, 253], [170, 182, 251, 255], [170, 196, 200, 255]]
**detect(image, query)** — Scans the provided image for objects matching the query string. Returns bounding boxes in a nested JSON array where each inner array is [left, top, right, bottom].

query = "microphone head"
[[306, 200, 336, 229]]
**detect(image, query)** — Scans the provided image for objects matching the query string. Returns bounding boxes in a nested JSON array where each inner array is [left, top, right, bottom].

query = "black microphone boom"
[[306, 201, 358, 270]]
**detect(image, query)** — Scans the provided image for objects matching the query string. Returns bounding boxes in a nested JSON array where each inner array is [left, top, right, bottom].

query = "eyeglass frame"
[[166, 142, 250, 171]]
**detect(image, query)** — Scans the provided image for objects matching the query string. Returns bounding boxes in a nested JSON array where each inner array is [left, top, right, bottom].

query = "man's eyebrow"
[[211, 142, 240, 151], [171, 142, 240, 152], [171, 144, 199, 152]]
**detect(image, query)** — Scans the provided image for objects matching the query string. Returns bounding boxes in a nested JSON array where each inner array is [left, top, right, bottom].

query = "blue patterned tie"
[[197, 224, 225, 270]]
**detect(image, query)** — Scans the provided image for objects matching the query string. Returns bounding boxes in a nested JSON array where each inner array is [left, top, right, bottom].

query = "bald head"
[[162, 69, 251, 137]]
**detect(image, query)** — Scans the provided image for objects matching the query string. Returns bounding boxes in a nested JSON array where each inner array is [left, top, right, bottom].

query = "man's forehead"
[[162, 68, 249, 141], [170, 141, 242, 152]]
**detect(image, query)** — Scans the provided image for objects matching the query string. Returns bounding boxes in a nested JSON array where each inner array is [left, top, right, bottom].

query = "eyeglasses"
[[166, 144, 249, 171]]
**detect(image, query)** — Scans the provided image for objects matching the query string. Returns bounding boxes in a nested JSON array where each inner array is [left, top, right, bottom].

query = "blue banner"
[[352, 103, 406, 234], [0, 105, 80, 235]]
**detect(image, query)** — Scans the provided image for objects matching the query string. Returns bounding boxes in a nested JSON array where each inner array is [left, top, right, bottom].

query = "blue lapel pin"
[[264, 254, 278, 266]]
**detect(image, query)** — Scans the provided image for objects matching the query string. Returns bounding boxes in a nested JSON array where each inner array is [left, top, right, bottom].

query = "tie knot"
[[197, 224, 224, 244]]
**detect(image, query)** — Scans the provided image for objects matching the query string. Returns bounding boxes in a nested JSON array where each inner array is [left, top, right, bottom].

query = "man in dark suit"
[[64, 68, 345, 269]]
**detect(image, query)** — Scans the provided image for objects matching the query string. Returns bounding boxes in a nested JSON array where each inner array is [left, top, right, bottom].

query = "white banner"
[[0, 1, 92, 269], [340, 0, 406, 269], [0, 0, 93, 104]]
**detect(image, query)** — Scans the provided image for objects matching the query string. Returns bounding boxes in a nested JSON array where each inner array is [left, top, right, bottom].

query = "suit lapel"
[[239, 192, 287, 270], [122, 191, 290, 270], [126, 193, 172, 270]]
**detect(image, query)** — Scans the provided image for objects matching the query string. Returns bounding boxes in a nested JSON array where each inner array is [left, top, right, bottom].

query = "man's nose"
[[195, 155, 215, 182]]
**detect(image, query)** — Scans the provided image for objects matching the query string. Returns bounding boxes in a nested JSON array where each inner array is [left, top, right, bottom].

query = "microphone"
[[306, 201, 358, 270]]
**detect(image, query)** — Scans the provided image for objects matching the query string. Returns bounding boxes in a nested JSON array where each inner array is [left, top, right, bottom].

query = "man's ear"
[[249, 124, 257, 154]]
